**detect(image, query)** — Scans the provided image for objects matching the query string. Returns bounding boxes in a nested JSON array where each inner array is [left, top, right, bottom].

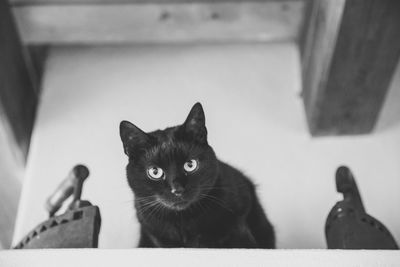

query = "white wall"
[[13, 43, 400, 249]]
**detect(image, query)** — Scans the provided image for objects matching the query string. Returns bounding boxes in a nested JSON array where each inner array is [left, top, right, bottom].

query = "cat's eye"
[[183, 159, 198, 173], [147, 166, 165, 180]]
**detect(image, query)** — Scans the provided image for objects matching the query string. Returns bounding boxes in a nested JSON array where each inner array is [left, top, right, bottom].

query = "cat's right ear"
[[119, 120, 150, 157], [182, 102, 208, 144]]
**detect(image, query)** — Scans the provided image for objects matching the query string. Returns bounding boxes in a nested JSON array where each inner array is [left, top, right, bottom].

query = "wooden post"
[[11, 1, 305, 45], [0, 0, 39, 160], [0, 0, 45, 248], [301, 0, 400, 136]]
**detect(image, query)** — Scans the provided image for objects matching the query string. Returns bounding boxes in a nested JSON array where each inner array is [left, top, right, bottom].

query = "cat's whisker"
[[146, 202, 164, 221], [138, 199, 158, 206], [140, 201, 160, 213], [156, 203, 166, 221], [198, 183, 249, 192], [137, 198, 164, 215], [195, 199, 208, 216], [135, 195, 156, 202], [158, 203, 166, 223], [199, 187, 237, 193], [200, 193, 234, 214], [137, 199, 161, 217]]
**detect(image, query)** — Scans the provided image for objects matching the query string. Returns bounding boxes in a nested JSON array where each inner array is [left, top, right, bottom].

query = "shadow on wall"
[[376, 62, 400, 132]]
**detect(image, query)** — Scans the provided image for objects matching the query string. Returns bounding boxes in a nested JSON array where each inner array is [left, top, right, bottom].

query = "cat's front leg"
[[139, 227, 185, 248], [220, 224, 258, 248], [138, 228, 158, 247]]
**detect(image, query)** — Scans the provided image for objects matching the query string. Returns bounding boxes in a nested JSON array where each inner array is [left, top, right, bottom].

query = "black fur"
[[120, 103, 275, 248]]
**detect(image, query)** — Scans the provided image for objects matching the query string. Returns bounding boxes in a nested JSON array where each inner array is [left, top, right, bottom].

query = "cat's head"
[[120, 103, 218, 211]]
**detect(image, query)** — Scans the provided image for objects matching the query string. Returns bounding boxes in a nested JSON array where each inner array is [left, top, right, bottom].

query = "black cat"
[[119, 103, 275, 248]]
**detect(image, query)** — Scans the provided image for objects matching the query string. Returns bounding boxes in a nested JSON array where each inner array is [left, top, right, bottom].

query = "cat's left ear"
[[183, 102, 208, 144]]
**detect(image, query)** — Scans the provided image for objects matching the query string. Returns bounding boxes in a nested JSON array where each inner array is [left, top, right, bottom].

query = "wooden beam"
[[10, 0, 299, 6], [0, 0, 39, 159], [301, 0, 400, 136], [12, 1, 305, 45]]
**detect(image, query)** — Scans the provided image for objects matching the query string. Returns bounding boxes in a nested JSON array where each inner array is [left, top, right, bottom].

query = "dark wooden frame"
[[0, 0, 43, 161], [301, 0, 400, 136]]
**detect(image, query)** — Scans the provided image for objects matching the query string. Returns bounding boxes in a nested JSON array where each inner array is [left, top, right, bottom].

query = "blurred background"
[[1, 0, 399, 249]]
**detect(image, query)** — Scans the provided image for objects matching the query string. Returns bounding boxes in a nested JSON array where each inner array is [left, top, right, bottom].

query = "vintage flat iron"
[[14, 164, 101, 249], [325, 166, 398, 249]]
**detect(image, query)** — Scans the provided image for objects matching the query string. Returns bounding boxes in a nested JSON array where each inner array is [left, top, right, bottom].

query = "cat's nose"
[[170, 183, 184, 197]]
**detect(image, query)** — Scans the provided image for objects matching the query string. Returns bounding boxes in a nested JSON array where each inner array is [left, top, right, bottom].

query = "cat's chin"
[[156, 196, 191, 211]]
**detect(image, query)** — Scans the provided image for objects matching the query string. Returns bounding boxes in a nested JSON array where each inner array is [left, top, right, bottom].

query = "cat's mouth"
[[156, 196, 190, 211]]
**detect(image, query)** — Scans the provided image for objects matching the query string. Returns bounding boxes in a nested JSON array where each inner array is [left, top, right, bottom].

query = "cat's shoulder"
[[216, 160, 256, 216], [217, 160, 255, 190]]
